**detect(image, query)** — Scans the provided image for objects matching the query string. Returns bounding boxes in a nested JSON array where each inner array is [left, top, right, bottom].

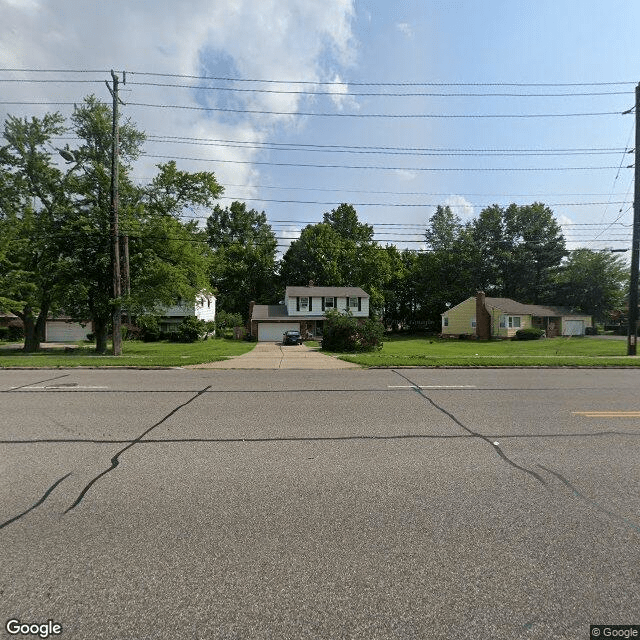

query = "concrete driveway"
[[188, 341, 360, 369]]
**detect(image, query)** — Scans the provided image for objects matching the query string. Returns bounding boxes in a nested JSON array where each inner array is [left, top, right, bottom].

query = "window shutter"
[[322, 297, 325, 311], [296, 297, 300, 311], [358, 297, 361, 311], [309, 297, 313, 312]]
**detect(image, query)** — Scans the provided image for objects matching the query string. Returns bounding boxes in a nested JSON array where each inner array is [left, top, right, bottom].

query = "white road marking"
[[14, 385, 109, 390], [388, 385, 477, 389]]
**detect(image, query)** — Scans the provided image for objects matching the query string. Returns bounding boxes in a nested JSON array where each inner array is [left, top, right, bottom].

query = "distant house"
[[442, 292, 592, 338], [250, 285, 370, 341], [156, 292, 216, 333], [1, 312, 92, 343]]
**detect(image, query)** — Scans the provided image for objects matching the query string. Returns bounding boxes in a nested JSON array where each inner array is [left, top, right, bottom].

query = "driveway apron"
[[186, 342, 360, 369]]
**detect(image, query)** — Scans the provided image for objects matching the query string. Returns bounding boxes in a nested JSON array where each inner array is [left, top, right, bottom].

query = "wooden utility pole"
[[106, 70, 123, 356], [627, 82, 640, 355]]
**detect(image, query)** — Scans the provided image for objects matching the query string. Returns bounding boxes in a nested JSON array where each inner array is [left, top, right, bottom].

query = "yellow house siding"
[[442, 298, 477, 335], [490, 310, 531, 338]]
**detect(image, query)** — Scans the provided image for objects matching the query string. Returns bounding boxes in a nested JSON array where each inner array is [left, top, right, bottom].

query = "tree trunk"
[[94, 317, 108, 354], [22, 310, 39, 352]]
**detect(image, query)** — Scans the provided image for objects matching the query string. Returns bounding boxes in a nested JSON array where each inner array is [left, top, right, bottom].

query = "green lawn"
[[330, 335, 638, 367], [0, 338, 255, 368]]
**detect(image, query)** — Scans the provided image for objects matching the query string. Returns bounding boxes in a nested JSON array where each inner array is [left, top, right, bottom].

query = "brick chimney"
[[475, 291, 491, 339]]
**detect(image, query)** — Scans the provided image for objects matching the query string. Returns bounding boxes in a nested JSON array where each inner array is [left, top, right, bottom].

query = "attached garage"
[[562, 319, 585, 336], [46, 321, 92, 343], [257, 322, 300, 342]]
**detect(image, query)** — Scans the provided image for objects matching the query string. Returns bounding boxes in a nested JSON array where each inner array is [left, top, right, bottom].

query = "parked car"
[[282, 330, 303, 345]]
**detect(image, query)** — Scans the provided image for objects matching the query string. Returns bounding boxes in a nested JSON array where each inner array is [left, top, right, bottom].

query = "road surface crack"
[[65, 385, 211, 513]]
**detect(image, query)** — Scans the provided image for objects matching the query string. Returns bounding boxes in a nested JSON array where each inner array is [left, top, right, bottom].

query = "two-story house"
[[250, 286, 370, 341], [156, 292, 216, 333]]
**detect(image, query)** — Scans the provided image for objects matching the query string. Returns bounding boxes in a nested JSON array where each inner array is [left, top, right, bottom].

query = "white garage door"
[[258, 322, 300, 341], [46, 321, 92, 342], [563, 320, 584, 336]]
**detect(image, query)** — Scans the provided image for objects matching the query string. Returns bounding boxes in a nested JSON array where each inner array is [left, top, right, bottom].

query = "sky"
[[1, 0, 639, 256]]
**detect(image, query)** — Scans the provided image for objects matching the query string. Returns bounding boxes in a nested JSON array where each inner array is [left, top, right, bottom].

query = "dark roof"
[[286, 286, 369, 297], [442, 296, 588, 318], [251, 304, 289, 321], [484, 297, 579, 317]]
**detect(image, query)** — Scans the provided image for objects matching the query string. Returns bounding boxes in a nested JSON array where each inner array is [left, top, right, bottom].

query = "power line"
[[128, 80, 634, 97], [143, 136, 626, 157], [127, 71, 636, 87], [143, 153, 624, 171], [215, 196, 629, 207], [57, 134, 627, 156], [128, 101, 624, 118]]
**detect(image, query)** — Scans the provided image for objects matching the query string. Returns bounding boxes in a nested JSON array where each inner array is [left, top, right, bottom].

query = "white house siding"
[[285, 295, 368, 317], [195, 294, 216, 322]]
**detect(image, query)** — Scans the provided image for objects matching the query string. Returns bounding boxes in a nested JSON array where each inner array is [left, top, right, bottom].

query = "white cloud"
[[0, 0, 358, 220], [444, 195, 475, 220], [393, 169, 418, 181], [396, 22, 413, 38], [275, 224, 302, 257], [324, 73, 359, 112]]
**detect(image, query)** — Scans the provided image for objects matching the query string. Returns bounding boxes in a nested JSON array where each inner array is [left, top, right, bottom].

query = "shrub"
[[515, 328, 545, 340], [584, 326, 599, 335], [176, 315, 204, 343], [322, 309, 383, 352], [136, 315, 161, 342], [85, 332, 95, 342], [0, 326, 9, 341], [7, 325, 24, 341]]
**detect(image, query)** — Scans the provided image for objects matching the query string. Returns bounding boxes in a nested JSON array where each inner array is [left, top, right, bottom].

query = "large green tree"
[[280, 204, 389, 312], [206, 201, 278, 318], [1, 97, 223, 353], [501, 202, 567, 303], [0, 113, 76, 350], [552, 249, 627, 321]]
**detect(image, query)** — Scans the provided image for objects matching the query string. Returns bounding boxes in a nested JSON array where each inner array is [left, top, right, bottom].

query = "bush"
[[0, 326, 9, 341], [515, 328, 545, 340], [176, 315, 204, 343], [136, 315, 161, 342], [584, 326, 599, 335], [7, 325, 24, 341], [322, 309, 383, 352], [85, 332, 95, 342]]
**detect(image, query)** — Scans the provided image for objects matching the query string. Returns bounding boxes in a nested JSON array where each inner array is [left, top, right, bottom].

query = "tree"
[[280, 204, 389, 313], [552, 249, 627, 321], [419, 206, 476, 328], [501, 202, 566, 303], [206, 201, 278, 318], [1, 97, 223, 353], [0, 112, 75, 351]]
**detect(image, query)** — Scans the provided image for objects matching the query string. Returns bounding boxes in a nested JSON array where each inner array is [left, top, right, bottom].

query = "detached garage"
[[45, 320, 92, 342], [257, 322, 300, 342]]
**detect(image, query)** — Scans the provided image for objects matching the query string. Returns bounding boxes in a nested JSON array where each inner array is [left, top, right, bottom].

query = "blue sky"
[[1, 0, 639, 254]]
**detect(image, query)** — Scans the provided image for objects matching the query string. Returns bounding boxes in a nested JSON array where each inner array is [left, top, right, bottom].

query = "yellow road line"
[[572, 411, 640, 417]]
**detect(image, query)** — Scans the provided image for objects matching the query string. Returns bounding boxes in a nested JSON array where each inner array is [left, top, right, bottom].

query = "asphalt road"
[[1, 368, 639, 640]]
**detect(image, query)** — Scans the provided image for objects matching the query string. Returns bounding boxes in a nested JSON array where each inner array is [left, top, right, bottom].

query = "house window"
[[300, 297, 309, 310], [349, 297, 358, 309], [508, 316, 521, 328], [471, 317, 476, 328], [443, 317, 449, 327], [324, 296, 334, 309]]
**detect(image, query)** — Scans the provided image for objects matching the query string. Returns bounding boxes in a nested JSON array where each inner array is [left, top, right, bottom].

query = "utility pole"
[[627, 82, 640, 355], [106, 70, 124, 356]]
